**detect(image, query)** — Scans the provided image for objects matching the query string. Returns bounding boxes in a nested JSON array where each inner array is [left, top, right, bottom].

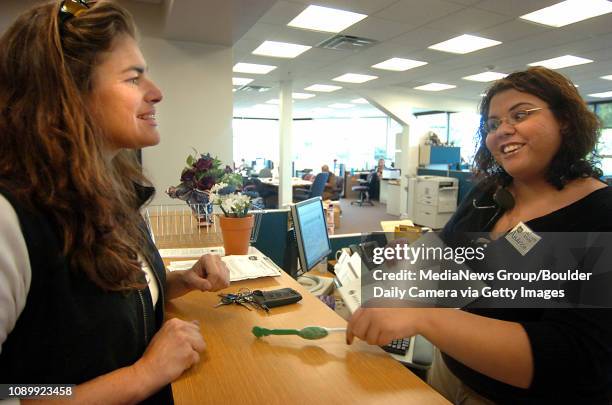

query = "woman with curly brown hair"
[[0, 1, 229, 403], [347, 67, 612, 404]]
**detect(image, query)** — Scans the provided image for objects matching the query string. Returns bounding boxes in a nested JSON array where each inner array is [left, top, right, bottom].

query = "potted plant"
[[166, 151, 242, 224], [208, 182, 253, 255]]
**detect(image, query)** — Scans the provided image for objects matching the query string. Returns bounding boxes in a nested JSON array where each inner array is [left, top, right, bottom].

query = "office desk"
[[166, 269, 449, 404]]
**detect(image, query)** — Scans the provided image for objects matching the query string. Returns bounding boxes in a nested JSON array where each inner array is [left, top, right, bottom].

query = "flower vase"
[[186, 189, 213, 227], [218, 214, 254, 255]]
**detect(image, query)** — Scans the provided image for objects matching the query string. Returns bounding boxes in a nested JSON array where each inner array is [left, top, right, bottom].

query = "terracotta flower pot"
[[219, 214, 254, 255]]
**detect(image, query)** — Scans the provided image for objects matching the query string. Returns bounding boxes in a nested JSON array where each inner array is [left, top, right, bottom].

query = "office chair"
[[328, 176, 344, 201], [294, 172, 329, 202], [351, 172, 375, 206]]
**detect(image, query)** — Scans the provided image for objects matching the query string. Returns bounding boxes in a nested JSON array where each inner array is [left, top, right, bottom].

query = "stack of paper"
[[158, 247, 224, 258], [167, 254, 282, 282]]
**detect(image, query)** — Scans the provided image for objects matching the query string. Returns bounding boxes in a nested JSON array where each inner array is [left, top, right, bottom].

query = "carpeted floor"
[[334, 198, 399, 234]]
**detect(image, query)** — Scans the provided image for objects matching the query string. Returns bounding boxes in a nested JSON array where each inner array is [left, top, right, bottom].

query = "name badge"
[[505, 222, 541, 256]]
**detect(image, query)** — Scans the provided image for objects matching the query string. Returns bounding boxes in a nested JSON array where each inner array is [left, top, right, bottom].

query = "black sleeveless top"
[[0, 186, 172, 404]]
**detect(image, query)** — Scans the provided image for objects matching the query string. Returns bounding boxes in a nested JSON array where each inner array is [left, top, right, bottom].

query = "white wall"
[[140, 37, 233, 205]]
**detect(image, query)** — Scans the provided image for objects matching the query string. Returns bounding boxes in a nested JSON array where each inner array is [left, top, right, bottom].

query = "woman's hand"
[[133, 318, 206, 389], [346, 307, 426, 345], [189, 254, 230, 291], [166, 254, 230, 299]]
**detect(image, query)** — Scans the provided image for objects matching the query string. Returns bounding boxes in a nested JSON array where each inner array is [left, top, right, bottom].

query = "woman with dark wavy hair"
[[474, 66, 603, 191], [0, 1, 229, 403], [346, 67, 612, 403]]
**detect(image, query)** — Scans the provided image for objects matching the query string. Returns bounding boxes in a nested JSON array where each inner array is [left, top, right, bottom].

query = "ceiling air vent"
[[238, 85, 271, 93], [316, 35, 378, 51]]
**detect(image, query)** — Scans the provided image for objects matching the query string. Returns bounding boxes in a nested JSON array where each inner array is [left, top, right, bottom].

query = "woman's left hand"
[[346, 307, 426, 345], [187, 254, 230, 292]]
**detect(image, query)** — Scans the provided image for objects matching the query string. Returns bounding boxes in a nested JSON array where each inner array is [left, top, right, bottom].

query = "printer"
[[413, 176, 459, 229]]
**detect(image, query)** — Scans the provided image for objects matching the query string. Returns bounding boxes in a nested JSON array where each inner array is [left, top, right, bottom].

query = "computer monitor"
[[290, 197, 332, 274], [250, 209, 289, 269], [382, 168, 401, 179]]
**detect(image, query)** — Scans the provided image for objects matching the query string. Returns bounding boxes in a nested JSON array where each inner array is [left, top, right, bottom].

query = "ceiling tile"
[[478, 20, 551, 43], [562, 13, 612, 37], [474, 0, 559, 18], [374, 0, 464, 25], [427, 7, 513, 33], [286, 0, 398, 15], [343, 17, 416, 42]]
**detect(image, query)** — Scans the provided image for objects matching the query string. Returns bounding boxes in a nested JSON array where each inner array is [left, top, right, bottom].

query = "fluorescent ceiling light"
[[252, 41, 311, 58], [372, 57, 428, 71], [232, 77, 253, 86], [588, 91, 612, 98], [428, 34, 501, 54], [329, 103, 354, 109], [233, 62, 277, 74], [527, 55, 593, 69], [304, 84, 342, 92], [414, 83, 456, 91], [288, 5, 367, 33], [292, 92, 316, 99], [332, 73, 378, 83], [601, 75, 612, 80], [520, 0, 612, 28], [232, 88, 237, 92], [462, 72, 508, 82], [351, 98, 369, 104]]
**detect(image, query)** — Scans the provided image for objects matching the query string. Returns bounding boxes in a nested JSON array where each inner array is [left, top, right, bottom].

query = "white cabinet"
[[380, 179, 388, 204], [413, 176, 458, 229], [386, 182, 401, 216]]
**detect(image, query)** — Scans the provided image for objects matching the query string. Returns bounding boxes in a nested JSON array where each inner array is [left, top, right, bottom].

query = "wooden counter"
[[166, 269, 449, 404]]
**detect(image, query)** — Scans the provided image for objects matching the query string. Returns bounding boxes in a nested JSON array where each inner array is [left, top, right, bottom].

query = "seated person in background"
[[321, 164, 336, 200], [376, 158, 386, 178], [346, 67, 612, 404], [369, 159, 385, 200]]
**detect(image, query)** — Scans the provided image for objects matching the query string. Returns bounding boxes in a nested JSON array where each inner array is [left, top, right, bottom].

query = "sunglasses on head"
[[59, 0, 90, 24]]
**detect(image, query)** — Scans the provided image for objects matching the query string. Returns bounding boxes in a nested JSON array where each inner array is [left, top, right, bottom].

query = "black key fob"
[[253, 288, 302, 308]]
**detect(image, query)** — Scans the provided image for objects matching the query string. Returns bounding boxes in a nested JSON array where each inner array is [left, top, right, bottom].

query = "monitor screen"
[[382, 168, 400, 179], [290, 197, 332, 273]]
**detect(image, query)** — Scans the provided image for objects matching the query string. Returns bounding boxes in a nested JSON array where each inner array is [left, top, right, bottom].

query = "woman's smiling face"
[[90, 35, 163, 154], [485, 89, 562, 182]]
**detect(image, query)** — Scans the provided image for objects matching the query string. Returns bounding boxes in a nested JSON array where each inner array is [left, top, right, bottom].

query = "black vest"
[[0, 187, 172, 404]]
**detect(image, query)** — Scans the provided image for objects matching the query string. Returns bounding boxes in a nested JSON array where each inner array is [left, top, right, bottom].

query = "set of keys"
[[214, 288, 269, 313]]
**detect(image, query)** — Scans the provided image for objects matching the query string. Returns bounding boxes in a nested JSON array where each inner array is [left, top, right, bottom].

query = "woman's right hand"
[[133, 318, 206, 389]]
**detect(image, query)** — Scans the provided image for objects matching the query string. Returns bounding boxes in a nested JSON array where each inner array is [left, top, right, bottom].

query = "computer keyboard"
[[381, 337, 411, 355]]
